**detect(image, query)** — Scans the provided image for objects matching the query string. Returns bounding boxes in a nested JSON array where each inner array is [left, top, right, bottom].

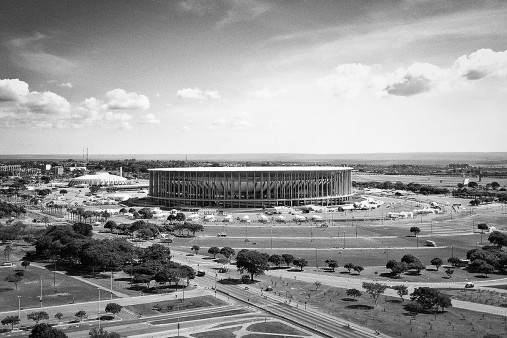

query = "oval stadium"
[[148, 167, 352, 208]]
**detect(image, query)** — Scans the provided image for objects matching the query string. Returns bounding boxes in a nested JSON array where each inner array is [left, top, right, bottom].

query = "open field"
[[353, 173, 507, 188], [0, 263, 112, 312], [125, 295, 227, 317], [250, 275, 507, 338]]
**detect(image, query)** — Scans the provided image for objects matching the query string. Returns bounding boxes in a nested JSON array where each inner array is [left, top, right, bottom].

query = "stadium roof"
[[149, 166, 352, 172], [69, 172, 129, 186]]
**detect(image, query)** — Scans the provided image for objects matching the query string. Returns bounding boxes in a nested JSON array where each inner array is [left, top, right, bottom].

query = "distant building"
[[36, 164, 52, 171], [449, 163, 469, 169], [149, 166, 353, 208], [52, 166, 64, 175], [0, 164, 21, 172]]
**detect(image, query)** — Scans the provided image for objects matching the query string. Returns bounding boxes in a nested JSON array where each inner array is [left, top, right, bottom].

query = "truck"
[[197, 270, 205, 277]]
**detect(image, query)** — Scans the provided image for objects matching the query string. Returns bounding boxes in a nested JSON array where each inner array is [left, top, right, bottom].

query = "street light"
[[17, 296, 21, 328], [97, 288, 101, 330]]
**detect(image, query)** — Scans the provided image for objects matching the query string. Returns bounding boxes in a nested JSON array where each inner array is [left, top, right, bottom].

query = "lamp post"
[[17, 296, 21, 328], [110, 271, 113, 299], [97, 288, 101, 330], [315, 247, 318, 270], [40, 275, 43, 308]]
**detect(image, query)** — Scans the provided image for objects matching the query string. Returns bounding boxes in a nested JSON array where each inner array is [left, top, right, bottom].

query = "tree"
[[445, 268, 454, 278], [89, 328, 120, 338], [325, 259, 339, 272], [59, 189, 68, 196], [447, 257, 460, 267], [72, 223, 93, 236], [268, 254, 283, 267], [191, 245, 200, 255], [3, 245, 12, 260], [75, 310, 87, 322], [362, 282, 388, 306], [235, 250, 269, 281], [282, 254, 294, 267], [431, 258, 443, 270], [392, 285, 408, 302], [410, 226, 421, 246], [491, 182, 501, 190], [293, 258, 308, 271], [1, 316, 19, 331], [469, 260, 495, 277], [410, 287, 452, 314], [104, 303, 122, 318], [54, 313, 63, 323], [29, 323, 67, 338], [220, 247, 235, 259], [468, 181, 479, 188], [488, 231, 507, 249], [346, 288, 362, 300], [353, 265, 364, 275], [4, 273, 22, 290], [104, 220, 117, 233], [386, 260, 408, 278], [27, 311, 49, 324], [22, 260, 31, 269], [408, 260, 425, 274], [344, 263, 355, 273], [208, 247, 220, 259]]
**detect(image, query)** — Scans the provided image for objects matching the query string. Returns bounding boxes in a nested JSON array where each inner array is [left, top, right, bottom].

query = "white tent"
[[275, 215, 286, 223], [311, 215, 324, 221], [204, 215, 216, 221], [241, 215, 251, 223], [223, 215, 233, 222], [259, 215, 270, 223], [293, 215, 307, 222]]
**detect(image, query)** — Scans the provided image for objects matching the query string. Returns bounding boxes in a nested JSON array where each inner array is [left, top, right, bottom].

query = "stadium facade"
[[148, 167, 352, 208]]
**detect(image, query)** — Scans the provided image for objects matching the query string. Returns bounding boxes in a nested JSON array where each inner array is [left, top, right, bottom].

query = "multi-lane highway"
[[174, 250, 383, 338]]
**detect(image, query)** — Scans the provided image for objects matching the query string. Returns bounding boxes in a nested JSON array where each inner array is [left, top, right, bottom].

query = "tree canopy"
[[236, 250, 269, 281]]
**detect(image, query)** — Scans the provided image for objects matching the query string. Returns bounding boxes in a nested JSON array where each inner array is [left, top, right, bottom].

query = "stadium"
[[148, 166, 352, 208]]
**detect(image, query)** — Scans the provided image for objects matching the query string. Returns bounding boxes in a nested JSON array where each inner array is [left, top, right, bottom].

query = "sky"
[[0, 0, 506, 155]]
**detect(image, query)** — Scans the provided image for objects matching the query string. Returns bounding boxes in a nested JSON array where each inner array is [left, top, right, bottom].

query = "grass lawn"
[[246, 321, 309, 336], [125, 295, 227, 317], [0, 264, 113, 312], [440, 288, 507, 307], [252, 276, 507, 338], [190, 326, 240, 338]]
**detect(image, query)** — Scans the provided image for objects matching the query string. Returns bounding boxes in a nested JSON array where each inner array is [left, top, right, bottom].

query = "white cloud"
[[139, 113, 161, 124], [321, 49, 507, 98], [0, 80, 149, 129], [182, 126, 190, 132], [105, 89, 150, 109], [177, 87, 221, 100], [0, 79, 30, 101], [179, 0, 270, 27], [58, 82, 73, 88], [208, 112, 253, 130], [247, 87, 287, 99]]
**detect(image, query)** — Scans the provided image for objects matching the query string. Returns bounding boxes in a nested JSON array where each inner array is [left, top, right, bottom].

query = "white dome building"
[[69, 172, 129, 187]]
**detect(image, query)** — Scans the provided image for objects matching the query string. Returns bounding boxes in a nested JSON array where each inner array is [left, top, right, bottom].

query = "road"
[[173, 251, 384, 338]]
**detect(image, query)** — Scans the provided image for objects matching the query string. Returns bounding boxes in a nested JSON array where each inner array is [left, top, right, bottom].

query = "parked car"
[[1, 262, 15, 267], [465, 283, 475, 288]]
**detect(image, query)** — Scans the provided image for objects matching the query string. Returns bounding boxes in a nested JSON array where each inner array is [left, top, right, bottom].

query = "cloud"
[[58, 82, 73, 88], [139, 113, 161, 124], [453, 49, 507, 80], [0, 79, 30, 102], [217, 0, 270, 27], [179, 0, 270, 27], [208, 112, 253, 130], [182, 126, 190, 132], [321, 49, 507, 98], [247, 87, 288, 99], [7, 34, 76, 74], [105, 89, 150, 109], [177, 87, 221, 100], [0, 80, 151, 129]]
